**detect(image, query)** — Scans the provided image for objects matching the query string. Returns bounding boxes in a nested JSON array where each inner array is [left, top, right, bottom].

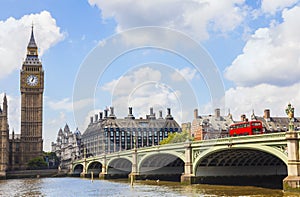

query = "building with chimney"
[[251, 109, 300, 132], [81, 107, 181, 157], [191, 108, 234, 140]]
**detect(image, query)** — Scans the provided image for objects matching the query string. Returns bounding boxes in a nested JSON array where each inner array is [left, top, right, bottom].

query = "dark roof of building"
[[82, 116, 181, 137], [193, 115, 234, 131], [253, 116, 300, 131], [28, 26, 37, 48]]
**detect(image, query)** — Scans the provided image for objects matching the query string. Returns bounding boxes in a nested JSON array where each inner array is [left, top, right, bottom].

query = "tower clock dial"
[[26, 74, 38, 86]]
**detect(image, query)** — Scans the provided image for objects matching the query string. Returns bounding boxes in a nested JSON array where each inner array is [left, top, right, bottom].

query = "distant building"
[[191, 108, 234, 140], [251, 109, 300, 132], [181, 122, 191, 136], [51, 124, 82, 170], [81, 107, 181, 157]]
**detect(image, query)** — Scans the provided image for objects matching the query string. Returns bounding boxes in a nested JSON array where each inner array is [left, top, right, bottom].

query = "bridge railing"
[[191, 132, 287, 148], [72, 132, 289, 164]]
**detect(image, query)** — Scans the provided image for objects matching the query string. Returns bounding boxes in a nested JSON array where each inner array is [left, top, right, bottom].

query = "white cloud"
[[224, 5, 300, 87], [47, 97, 94, 112], [171, 67, 197, 82], [261, 0, 299, 14], [100, 67, 188, 122], [88, 0, 245, 40], [0, 11, 65, 79], [225, 83, 300, 120], [101, 67, 161, 95], [45, 111, 67, 151], [46, 111, 67, 126]]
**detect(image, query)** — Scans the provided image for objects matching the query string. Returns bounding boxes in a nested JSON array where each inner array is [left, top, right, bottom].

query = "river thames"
[[0, 177, 300, 197]]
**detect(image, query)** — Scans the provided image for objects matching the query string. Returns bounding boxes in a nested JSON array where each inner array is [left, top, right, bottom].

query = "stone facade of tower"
[[0, 27, 45, 176], [19, 26, 44, 168], [0, 95, 9, 176]]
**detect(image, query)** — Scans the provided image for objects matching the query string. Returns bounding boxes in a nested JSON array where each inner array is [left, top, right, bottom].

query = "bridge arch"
[[193, 145, 288, 187], [138, 151, 185, 168], [73, 164, 84, 175], [107, 157, 132, 178], [193, 144, 288, 173], [87, 161, 102, 175], [138, 152, 185, 181]]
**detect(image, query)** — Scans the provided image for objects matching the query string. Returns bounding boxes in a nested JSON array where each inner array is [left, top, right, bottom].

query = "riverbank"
[[5, 169, 67, 179]]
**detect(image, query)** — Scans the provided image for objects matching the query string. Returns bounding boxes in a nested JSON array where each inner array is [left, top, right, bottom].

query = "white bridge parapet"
[[72, 132, 297, 190]]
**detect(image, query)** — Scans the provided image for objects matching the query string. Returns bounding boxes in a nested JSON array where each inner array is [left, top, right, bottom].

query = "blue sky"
[[1, 0, 300, 151]]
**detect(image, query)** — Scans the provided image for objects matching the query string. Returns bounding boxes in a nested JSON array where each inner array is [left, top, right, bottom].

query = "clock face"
[[26, 75, 38, 86]]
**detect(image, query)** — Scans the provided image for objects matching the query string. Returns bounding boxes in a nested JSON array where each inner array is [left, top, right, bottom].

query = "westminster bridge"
[[72, 131, 300, 191]]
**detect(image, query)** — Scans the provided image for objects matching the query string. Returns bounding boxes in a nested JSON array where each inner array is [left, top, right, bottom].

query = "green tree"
[[160, 130, 193, 145], [27, 157, 48, 170], [43, 151, 60, 168]]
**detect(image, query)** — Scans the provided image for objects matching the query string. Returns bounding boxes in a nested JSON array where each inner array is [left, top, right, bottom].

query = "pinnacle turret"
[[27, 25, 37, 49], [26, 25, 38, 56], [3, 93, 7, 104], [3, 94, 7, 114]]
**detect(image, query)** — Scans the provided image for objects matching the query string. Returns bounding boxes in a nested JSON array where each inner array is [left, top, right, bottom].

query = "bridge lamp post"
[[283, 103, 300, 192]]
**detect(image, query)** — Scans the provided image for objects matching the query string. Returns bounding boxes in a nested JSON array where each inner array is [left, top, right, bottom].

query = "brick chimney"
[[194, 109, 198, 119], [241, 114, 246, 121], [264, 109, 270, 119]]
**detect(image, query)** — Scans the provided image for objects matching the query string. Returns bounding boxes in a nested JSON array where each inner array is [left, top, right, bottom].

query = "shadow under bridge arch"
[[73, 164, 83, 176], [139, 153, 184, 181], [107, 158, 132, 179], [194, 148, 287, 188], [87, 161, 102, 176]]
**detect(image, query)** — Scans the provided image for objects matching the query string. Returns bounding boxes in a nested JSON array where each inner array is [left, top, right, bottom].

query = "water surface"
[[0, 177, 299, 196]]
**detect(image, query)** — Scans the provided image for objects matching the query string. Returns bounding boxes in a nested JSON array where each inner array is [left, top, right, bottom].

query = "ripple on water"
[[0, 178, 299, 197]]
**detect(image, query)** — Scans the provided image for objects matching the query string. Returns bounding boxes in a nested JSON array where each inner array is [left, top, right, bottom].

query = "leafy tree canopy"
[[27, 157, 47, 170], [160, 130, 193, 145]]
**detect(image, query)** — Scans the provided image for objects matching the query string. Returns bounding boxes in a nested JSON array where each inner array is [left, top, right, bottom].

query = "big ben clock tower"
[[20, 26, 44, 167]]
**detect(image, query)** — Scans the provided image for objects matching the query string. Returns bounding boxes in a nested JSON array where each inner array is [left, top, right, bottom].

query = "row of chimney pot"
[[194, 108, 272, 120], [90, 107, 173, 123], [194, 108, 221, 119], [91, 107, 274, 124]]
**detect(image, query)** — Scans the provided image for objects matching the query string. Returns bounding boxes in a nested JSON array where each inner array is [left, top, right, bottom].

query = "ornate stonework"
[[19, 26, 44, 168], [0, 27, 44, 174]]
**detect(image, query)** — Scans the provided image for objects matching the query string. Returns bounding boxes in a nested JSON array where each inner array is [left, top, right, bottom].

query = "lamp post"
[[283, 103, 300, 191]]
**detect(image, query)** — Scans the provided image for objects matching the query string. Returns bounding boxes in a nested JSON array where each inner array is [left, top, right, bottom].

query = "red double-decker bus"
[[229, 120, 263, 136]]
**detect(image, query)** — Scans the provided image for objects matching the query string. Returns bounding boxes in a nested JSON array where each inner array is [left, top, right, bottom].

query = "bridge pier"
[[283, 129, 300, 192], [129, 147, 140, 183], [283, 105, 300, 192], [181, 142, 196, 184], [80, 148, 88, 178], [99, 156, 107, 179]]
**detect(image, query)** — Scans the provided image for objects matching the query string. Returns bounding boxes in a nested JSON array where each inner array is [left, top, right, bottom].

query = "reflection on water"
[[0, 177, 299, 197]]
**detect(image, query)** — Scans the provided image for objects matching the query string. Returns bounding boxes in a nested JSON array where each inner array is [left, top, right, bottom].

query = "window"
[[164, 131, 168, 137]]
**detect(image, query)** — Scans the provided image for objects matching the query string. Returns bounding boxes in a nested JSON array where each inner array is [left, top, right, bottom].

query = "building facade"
[[0, 27, 44, 177], [19, 26, 44, 168], [251, 109, 300, 132], [51, 124, 82, 170], [191, 108, 234, 140], [82, 107, 181, 157]]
